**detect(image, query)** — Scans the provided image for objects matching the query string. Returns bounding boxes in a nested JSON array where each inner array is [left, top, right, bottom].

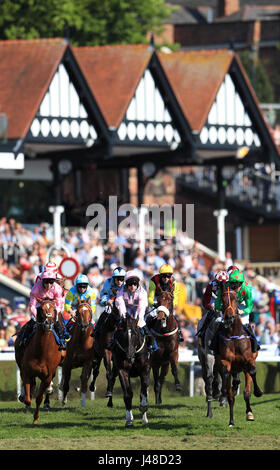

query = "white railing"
[[1, 346, 279, 399]]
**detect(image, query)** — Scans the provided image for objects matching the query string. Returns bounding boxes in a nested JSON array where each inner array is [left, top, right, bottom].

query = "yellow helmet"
[[159, 264, 173, 275]]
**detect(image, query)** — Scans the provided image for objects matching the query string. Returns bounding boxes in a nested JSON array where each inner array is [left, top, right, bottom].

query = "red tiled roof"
[[74, 44, 153, 128], [158, 49, 234, 132], [0, 38, 68, 139]]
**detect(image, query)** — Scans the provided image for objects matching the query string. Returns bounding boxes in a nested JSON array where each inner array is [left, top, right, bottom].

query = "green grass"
[[1, 361, 280, 450]]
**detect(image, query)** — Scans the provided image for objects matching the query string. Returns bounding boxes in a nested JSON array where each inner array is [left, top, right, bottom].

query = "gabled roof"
[[158, 49, 234, 132], [0, 38, 68, 140], [74, 44, 153, 129]]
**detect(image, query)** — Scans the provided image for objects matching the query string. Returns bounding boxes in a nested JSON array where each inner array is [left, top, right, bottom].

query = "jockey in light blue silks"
[[92, 267, 126, 337], [64, 274, 97, 329]]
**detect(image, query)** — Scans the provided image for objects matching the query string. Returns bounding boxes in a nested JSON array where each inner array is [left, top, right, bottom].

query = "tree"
[[0, 0, 175, 46], [238, 50, 274, 103]]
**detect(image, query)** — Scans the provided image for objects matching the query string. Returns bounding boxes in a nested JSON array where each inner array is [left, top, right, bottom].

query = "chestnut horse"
[[15, 298, 65, 424], [112, 314, 151, 427], [217, 284, 263, 426], [147, 291, 181, 405], [59, 298, 94, 407], [89, 301, 120, 407]]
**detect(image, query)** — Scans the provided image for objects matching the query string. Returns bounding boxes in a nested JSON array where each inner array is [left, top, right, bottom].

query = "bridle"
[[37, 300, 57, 332], [115, 318, 146, 362], [76, 302, 92, 332], [223, 287, 237, 328]]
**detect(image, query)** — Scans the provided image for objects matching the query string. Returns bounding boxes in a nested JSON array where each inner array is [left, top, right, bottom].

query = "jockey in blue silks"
[[92, 267, 126, 337]]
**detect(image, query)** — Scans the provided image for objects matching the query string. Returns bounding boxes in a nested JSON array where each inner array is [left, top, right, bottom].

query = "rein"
[[151, 327, 178, 337], [76, 302, 92, 331]]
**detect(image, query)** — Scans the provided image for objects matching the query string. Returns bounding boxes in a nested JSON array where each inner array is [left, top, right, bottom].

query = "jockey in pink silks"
[[19, 270, 68, 350], [114, 270, 159, 352]]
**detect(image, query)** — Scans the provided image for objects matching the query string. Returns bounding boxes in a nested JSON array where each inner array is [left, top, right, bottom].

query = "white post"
[[189, 361, 194, 397], [138, 207, 148, 253], [213, 209, 228, 261], [235, 226, 243, 260], [49, 205, 65, 249]]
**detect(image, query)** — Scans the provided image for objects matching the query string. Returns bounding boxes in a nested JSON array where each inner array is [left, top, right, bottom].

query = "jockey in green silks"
[[212, 270, 259, 353]]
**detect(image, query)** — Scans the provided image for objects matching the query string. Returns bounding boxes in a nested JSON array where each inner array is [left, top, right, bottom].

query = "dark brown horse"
[[15, 298, 65, 424], [89, 302, 120, 407], [59, 298, 94, 407], [147, 291, 181, 405], [112, 314, 151, 427], [217, 284, 263, 426]]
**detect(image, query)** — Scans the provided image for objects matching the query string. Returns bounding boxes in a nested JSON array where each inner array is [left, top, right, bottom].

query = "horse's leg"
[[221, 361, 234, 426], [248, 362, 263, 397], [104, 350, 113, 397], [43, 393, 50, 411], [204, 353, 215, 417], [107, 363, 118, 408], [170, 352, 182, 392], [34, 376, 52, 424], [139, 371, 149, 426], [119, 369, 133, 427], [89, 356, 102, 392], [232, 373, 241, 396], [80, 362, 92, 407], [158, 361, 169, 405], [244, 371, 254, 421], [61, 366, 72, 406]]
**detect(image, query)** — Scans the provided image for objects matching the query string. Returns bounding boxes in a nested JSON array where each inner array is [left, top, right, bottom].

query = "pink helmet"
[[215, 271, 229, 283], [41, 270, 56, 280], [125, 270, 141, 282]]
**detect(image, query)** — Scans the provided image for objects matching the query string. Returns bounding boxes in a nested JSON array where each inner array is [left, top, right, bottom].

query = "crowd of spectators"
[[0, 216, 280, 355]]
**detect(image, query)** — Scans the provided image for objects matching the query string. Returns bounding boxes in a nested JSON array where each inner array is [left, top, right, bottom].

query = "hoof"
[[105, 391, 112, 397], [43, 404, 50, 411], [125, 420, 133, 428], [219, 397, 228, 407], [246, 412, 254, 421], [254, 388, 263, 398], [139, 405, 148, 414], [175, 384, 182, 392]]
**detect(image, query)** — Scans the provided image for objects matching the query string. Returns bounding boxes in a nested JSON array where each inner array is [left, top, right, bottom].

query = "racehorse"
[[148, 291, 181, 405], [111, 314, 150, 427], [89, 301, 120, 407], [197, 309, 227, 418], [217, 284, 263, 426], [15, 298, 65, 424], [59, 298, 94, 407]]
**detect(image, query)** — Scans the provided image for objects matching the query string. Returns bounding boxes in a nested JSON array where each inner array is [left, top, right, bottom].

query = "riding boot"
[[176, 323, 184, 343], [141, 325, 159, 352], [243, 324, 260, 353], [18, 318, 36, 347], [54, 321, 68, 351], [209, 323, 222, 355]]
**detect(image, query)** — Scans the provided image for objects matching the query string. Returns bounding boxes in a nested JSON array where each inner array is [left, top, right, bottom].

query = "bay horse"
[[59, 298, 95, 407], [217, 284, 263, 426], [111, 314, 151, 427], [14, 298, 65, 424], [197, 310, 227, 418], [89, 301, 120, 407], [148, 291, 181, 405]]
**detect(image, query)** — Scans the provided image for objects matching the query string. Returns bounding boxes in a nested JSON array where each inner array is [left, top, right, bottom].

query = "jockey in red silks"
[[18, 270, 67, 350], [196, 270, 229, 340]]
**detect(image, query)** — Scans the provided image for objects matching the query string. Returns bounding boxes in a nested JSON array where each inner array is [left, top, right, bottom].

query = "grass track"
[[0, 393, 280, 450]]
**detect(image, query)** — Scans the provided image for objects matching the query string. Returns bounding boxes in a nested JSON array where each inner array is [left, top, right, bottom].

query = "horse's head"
[[155, 305, 170, 329], [36, 298, 57, 331], [76, 298, 92, 332], [221, 285, 238, 328], [157, 291, 173, 315], [119, 315, 142, 365]]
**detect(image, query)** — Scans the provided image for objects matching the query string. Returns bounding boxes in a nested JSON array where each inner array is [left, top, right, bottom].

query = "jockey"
[[147, 264, 183, 342], [196, 270, 229, 342], [114, 270, 159, 352], [64, 273, 96, 320], [18, 270, 67, 350], [92, 266, 126, 338], [212, 270, 259, 353]]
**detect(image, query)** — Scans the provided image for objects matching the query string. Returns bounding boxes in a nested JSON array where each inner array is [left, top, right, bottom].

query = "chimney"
[[218, 0, 240, 17]]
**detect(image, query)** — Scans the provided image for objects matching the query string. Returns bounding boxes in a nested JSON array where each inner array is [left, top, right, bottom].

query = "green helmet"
[[229, 271, 244, 283]]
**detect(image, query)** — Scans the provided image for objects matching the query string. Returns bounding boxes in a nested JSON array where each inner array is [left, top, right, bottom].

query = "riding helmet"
[[75, 274, 89, 285], [229, 271, 244, 283], [159, 264, 173, 274], [112, 267, 126, 277]]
